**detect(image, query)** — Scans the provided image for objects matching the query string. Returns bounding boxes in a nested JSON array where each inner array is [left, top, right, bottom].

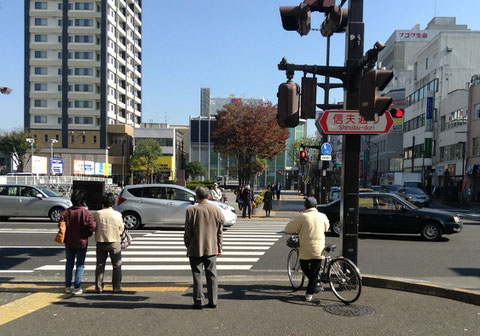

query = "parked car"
[[115, 184, 237, 230], [379, 184, 402, 193], [395, 187, 430, 207], [371, 185, 380, 192], [317, 192, 462, 241], [0, 184, 72, 222]]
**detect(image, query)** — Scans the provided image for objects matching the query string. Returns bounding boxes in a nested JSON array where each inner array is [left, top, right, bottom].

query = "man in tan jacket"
[[93, 193, 124, 293], [285, 197, 330, 302], [184, 186, 223, 309]]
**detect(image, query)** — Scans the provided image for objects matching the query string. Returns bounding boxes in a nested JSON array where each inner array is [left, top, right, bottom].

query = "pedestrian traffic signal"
[[359, 69, 393, 121], [299, 150, 308, 165], [389, 108, 404, 118], [320, 5, 348, 37], [277, 79, 300, 128]]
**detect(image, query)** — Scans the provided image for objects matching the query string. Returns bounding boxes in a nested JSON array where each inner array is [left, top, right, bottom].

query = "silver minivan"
[[0, 184, 73, 221], [115, 184, 237, 230]]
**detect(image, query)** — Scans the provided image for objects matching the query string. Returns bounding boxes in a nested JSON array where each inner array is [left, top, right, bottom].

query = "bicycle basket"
[[286, 236, 299, 248]]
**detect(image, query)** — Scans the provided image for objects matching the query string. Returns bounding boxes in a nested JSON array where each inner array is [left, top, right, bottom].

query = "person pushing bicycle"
[[284, 197, 330, 302]]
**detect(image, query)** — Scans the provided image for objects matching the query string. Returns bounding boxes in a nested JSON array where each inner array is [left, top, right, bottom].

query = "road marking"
[[35, 264, 252, 271], [85, 251, 265, 256], [0, 292, 67, 326], [130, 241, 275, 246], [63, 257, 260, 263], [147, 234, 282, 238], [124, 246, 270, 250], [139, 237, 280, 241], [0, 283, 190, 293], [0, 270, 34, 273]]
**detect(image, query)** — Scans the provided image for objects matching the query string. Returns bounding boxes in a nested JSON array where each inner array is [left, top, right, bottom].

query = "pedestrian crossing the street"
[[35, 222, 286, 272]]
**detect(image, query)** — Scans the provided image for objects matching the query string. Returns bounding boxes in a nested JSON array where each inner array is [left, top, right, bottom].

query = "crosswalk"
[[35, 222, 286, 272]]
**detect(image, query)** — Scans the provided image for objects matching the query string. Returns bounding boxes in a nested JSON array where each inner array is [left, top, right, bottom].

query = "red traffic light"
[[389, 108, 404, 118], [300, 150, 307, 159]]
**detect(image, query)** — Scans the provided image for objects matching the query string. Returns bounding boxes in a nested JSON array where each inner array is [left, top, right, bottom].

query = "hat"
[[213, 183, 218, 186], [304, 197, 317, 209]]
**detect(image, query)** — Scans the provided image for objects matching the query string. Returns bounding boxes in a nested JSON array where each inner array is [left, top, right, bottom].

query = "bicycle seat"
[[325, 244, 336, 253]]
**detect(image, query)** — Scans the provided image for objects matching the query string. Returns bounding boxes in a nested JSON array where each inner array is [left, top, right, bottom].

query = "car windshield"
[[387, 185, 401, 192], [405, 188, 424, 194], [38, 187, 60, 197]]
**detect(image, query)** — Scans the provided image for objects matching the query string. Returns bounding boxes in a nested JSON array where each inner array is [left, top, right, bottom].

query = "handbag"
[[55, 220, 66, 244], [120, 229, 132, 249]]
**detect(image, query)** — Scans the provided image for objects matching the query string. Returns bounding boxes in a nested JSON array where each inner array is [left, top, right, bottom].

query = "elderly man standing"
[[284, 197, 330, 302], [184, 186, 223, 309]]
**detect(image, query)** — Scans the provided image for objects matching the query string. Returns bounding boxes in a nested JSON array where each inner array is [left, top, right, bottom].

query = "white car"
[[115, 184, 237, 230]]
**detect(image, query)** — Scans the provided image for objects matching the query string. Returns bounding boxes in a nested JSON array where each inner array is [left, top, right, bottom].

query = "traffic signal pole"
[[341, 0, 364, 265]]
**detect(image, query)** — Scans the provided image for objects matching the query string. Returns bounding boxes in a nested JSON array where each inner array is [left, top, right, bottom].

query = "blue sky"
[[1, 0, 480, 133]]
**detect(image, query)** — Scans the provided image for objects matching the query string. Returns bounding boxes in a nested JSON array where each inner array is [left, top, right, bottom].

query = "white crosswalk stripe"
[[35, 222, 285, 272]]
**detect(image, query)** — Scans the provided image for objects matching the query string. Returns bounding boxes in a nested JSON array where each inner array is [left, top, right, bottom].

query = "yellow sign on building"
[[156, 156, 175, 180]]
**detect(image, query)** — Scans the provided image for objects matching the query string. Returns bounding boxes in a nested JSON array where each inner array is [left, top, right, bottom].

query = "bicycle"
[[286, 235, 362, 304]]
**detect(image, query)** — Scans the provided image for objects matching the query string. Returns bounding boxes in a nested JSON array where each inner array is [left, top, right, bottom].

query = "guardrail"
[[0, 175, 114, 186]]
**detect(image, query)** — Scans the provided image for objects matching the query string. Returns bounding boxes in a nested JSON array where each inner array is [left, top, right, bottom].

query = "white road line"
[[0, 246, 64, 249], [146, 234, 282, 238], [61, 257, 259, 263], [85, 251, 265, 256], [136, 237, 279, 241], [35, 265, 252, 271], [123, 245, 270, 250], [130, 241, 274, 246], [0, 270, 34, 273]]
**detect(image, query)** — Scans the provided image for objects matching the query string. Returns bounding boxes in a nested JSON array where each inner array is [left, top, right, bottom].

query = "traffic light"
[[301, 76, 317, 119], [359, 69, 393, 121], [299, 150, 308, 165], [279, 5, 311, 36], [389, 108, 404, 118], [277, 79, 300, 128], [320, 5, 348, 37]]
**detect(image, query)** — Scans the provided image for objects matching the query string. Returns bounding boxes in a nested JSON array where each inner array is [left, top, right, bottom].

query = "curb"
[[362, 274, 480, 306]]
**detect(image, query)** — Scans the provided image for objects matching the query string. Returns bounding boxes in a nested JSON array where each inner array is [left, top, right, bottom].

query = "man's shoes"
[[113, 288, 123, 294], [193, 303, 203, 310], [72, 288, 83, 295], [305, 294, 313, 302], [206, 303, 217, 309], [65, 287, 72, 294], [313, 282, 324, 293]]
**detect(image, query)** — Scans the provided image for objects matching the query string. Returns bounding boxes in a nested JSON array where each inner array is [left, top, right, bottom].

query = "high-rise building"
[[24, 0, 142, 178]]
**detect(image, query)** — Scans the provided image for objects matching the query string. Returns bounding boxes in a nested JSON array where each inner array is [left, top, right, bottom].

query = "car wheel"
[[0, 216, 10, 222], [49, 207, 64, 222], [332, 220, 341, 236], [421, 222, 442, 241], [123, 211, 141, 230]]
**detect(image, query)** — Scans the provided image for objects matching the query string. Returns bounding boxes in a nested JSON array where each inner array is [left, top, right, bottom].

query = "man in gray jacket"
[[184, 186, 223, 309]]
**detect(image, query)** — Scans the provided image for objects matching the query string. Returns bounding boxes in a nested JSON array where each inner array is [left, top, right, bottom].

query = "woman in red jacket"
[[61, 190, 96, 295]]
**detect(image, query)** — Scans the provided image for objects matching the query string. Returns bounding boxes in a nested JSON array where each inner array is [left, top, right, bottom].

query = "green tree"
[[185, 161, 206, 180], [211, 101, 289, 185], [0, 129, 36, 172], [130, 139, 162, 183]]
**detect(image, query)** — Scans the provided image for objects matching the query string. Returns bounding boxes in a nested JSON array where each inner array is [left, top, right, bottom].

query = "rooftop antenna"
[[164, 112, 168, 124]]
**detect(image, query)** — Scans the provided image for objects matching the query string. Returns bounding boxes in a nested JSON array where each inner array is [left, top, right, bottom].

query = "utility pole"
[[340, 0, 364, 264]]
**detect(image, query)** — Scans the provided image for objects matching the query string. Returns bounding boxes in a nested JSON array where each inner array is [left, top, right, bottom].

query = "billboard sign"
[[84, 160, 95, 175], [73, 160, 85, 175], [50, 158, 64, 175], [32, 156, 48, 174]]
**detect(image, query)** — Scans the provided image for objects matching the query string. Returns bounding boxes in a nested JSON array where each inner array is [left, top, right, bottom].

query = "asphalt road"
[[1, 206, 479, 290]]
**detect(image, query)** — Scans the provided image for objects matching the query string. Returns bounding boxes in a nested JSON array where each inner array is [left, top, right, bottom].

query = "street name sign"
[[321, 155, 332, 161], [317, 110, 394, 134]]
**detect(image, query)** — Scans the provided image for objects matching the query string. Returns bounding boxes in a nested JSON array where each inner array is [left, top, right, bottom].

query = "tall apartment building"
[[24, 0, 142, 178]]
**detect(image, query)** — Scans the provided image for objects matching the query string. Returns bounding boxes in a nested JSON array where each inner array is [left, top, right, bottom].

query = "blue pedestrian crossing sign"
[[321, 142, 332, 155]]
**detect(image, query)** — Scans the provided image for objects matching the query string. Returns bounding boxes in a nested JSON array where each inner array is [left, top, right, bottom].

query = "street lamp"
[[50, 139, 59, 178], [26, 137, 35, 183]]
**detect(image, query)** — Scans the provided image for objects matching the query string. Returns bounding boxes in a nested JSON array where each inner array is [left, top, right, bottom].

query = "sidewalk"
[[1, 279, 478, 335]]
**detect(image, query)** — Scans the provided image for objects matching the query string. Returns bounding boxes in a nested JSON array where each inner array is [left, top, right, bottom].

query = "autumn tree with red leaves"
[[211, 101, 289, 185]]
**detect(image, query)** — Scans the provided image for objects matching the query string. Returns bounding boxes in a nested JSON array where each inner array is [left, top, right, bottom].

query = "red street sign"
[[317, 110, 394, 134]]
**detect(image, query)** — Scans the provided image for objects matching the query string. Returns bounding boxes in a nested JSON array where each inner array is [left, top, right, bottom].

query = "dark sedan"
[[317, 192, 463, 241]]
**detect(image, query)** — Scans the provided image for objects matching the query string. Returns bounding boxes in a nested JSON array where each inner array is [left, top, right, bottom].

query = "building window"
[[74, 52, 93, 59], [34, 83, 47, 91], [75, 19, 93, 27], [34, 116, 47, 123], [425, 57, 428, 70], [55, 134, 59, 141], [93, 135, 97, 143], [474, 104, 480, 120], [74, 68, 93, 76], [44, 134, 48, 142], [34, 100, 47, 107], [82, 135, 86, 143], [34, 18, 47, 26], [34, 34, 47, 42], [74, 84, 93, 92], [473, 138, 480, 157], [75, 2, 94, 10], [74, 117, 93, 124], [34, 2, 48, 10], [71, 135, 75, 143], [34, 51, 47, 59], [74, 35, 93, 43], [34, 67, 47, 75]]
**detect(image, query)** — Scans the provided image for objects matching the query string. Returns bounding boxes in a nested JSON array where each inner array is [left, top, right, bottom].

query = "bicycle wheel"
[[287, 249, 305, 290], [328, 257, 362, 304]]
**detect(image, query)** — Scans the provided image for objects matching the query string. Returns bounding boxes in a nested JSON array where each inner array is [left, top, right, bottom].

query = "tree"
[[211, 101, 289, 185], [130, 139, 162, 183], [0, 129, 36, 172], [185, 161, 206, 180]]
